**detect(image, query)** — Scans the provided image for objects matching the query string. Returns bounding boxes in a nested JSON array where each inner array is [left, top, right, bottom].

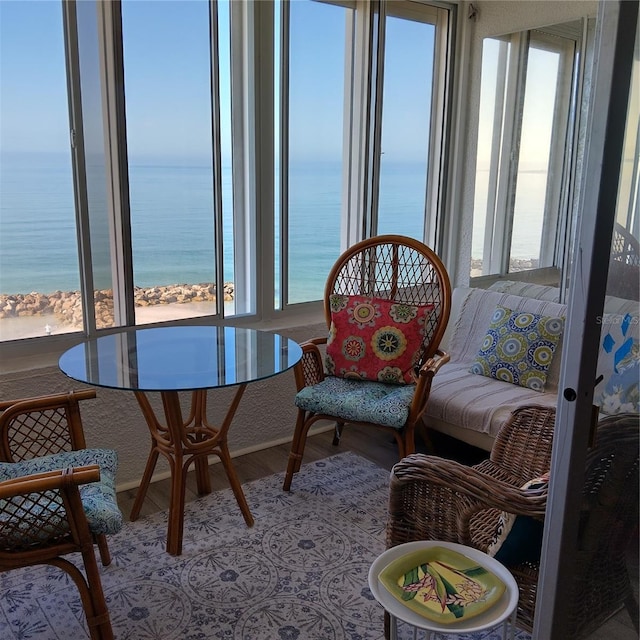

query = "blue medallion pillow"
[[469, 306, 564, 392]]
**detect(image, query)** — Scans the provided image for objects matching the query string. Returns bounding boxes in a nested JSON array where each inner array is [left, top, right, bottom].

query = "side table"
[[368, 540, 519, 640]]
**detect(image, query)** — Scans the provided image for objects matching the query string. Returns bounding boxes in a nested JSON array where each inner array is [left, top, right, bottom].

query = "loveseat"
[[423, 281, 639, 451]]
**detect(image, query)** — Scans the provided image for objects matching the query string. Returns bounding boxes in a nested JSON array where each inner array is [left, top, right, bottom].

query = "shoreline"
[[0, 283, 235, 339]]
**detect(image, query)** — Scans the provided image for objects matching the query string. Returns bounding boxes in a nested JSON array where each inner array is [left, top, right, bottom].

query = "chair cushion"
[[469, 306, 564, 392], [325, 294, 434, 384], [295, 376, 415, 429], [487, 474, 549, 565], [0, 449, 123, 539]]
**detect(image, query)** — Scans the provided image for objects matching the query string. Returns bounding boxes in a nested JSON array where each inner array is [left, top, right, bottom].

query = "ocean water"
[[0, 152, 544, 298]]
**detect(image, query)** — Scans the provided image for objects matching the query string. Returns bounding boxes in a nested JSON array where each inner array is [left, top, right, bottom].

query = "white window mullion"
[[210, 0, 226, 318], [425, 6, 452, 249], [229, 0, 257, 316], [279, 0, 291, 309], [253, 0, 275, 319], [494, 31, 528, 275], [99, 0, 135, 327], [63, 0, 97, 335], [481, 39, 509, 276], [539, 36, 575, 267], [343, 0, 376, 250]]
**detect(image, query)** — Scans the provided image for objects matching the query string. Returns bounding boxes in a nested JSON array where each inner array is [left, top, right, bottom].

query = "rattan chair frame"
[[284, 235, 452, 491], [386, 406, 639, 637], [0, 390, 116, 640]]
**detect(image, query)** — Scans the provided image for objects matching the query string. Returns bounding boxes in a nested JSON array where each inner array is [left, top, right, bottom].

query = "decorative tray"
[[378, 546, 505, 624]]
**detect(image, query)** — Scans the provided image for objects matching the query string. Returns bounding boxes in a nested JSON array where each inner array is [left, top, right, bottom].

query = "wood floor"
[[115, 425, 638, 640]]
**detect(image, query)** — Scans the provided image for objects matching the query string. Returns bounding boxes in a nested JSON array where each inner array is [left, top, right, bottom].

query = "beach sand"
[[0, 300, 226, 342]]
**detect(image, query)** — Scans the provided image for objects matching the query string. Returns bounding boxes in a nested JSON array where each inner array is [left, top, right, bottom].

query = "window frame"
[[0, 0, 456, 359], [471, 25, 582, 284]]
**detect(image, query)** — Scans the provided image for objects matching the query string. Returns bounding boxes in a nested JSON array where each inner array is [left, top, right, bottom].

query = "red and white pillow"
[[325, 294, 434, 384]]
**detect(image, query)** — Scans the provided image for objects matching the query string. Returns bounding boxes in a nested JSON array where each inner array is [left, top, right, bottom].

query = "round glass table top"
[[59, 326, 303, 392]]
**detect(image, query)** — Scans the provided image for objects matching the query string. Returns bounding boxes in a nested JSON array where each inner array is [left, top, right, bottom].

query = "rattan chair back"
[[324, 235, 451, 368], [283, 235, 452, 491]]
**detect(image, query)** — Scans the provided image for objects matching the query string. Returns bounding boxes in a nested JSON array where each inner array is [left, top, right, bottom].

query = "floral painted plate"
[[378, 546, 505, 624]]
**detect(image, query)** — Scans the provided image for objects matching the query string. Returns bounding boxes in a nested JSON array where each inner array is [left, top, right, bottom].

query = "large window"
[[377, 4, 439, 241], [0, 0, 453, 343], [471, 25, 579, 282], [121, 0, 226, 324], [0, 1, 81, 340], [281, 0, 451, 306], [284, 0, 348, 305]]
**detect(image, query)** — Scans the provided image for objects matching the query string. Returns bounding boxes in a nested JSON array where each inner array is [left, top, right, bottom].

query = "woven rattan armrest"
[[0, 465, 101, 499], [391, 454, 548, 516], [294, 337, 328, 391]]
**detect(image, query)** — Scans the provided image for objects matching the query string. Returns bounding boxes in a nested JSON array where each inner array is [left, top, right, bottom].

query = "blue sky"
[[0, 1, 70, 154], [1, 0, 434, 162]]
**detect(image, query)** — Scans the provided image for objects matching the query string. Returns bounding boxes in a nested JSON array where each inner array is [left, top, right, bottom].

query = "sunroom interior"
[[0, 0, 638, 639]]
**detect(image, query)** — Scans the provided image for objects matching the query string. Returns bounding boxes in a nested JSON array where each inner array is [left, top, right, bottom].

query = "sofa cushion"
[[425, 288, 566, 438], [424, 361, 558, 438], [325, 294, 433, 384], [469, 306, 564, 392], [446, 288, 567, 389], [488, 281, 561, 302]]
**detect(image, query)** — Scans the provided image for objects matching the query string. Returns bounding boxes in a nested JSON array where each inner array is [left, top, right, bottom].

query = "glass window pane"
[[121, 0, 218, 324], [0, 1, 81, 341], [286, 0, 347, 305], [510, 46, 559, 273], [471, 28, 577, 281], [471, 38, 506, 277], [76, 0, 117, 330], [377, 15, 435, 240]]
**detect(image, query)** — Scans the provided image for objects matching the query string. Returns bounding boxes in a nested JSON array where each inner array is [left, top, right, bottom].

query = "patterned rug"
[[0, 452, 532, 639]]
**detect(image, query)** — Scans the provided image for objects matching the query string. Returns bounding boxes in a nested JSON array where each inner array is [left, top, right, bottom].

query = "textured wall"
[[1, 322, 327, 490]]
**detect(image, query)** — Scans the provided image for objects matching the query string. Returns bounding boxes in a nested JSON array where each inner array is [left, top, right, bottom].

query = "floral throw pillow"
[[469, 306, 564, 392], [325, 294, 435, 384]]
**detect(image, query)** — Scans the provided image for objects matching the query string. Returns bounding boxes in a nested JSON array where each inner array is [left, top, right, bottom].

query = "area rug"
[[0, 452, 531, 639]]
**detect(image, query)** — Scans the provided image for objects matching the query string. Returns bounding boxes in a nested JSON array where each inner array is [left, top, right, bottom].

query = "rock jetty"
[[0, 282, 235, 329]]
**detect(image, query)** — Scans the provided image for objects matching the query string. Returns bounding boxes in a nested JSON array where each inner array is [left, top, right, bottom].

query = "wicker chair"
[[386, 405, 639, 637], [609, 222, 640, 300], [0, 390, 123, 640], [283, 235, 451, 490]]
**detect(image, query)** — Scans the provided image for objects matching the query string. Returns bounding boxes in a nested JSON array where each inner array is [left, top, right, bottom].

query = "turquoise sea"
[[0, 151, 543, 299]]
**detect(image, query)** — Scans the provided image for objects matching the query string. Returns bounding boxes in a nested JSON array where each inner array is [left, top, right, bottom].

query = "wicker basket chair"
[[283, 235, 451, 491], [609, 223, 640, 300], [386, 406, 639, 637], [0, 390, 123, 640]]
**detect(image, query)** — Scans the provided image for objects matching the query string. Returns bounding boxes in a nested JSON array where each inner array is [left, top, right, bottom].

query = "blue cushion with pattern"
[[469, 306, 564, 392], [0, 449, 123, 538], [295, 376, 415, 429]]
